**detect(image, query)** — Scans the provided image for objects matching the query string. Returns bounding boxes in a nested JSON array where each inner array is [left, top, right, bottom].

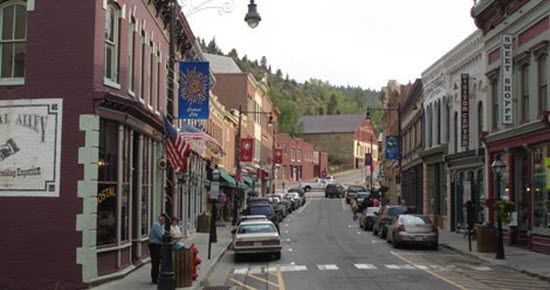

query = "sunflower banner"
[[178, 61, 210, 119]]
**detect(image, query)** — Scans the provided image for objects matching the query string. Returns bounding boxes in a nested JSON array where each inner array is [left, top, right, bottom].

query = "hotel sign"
[[461, 73, 469, 148], [0, 99, 63, 197], [501, 34, 513, 125]]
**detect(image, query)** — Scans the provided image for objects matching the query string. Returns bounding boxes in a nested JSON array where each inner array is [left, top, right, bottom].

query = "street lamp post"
[[208, 166, 220, 259], [491, 154, 506, 260]]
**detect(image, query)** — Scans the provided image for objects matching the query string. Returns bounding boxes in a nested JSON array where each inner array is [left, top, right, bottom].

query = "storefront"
[[420, 145, 448, 229], [401, 163, 424, 214]]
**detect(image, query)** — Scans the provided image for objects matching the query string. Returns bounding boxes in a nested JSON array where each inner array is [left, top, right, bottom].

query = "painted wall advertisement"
[[501, 34, 513, 125], [461, 73, 469, 148], [0, 99, 62, 197]]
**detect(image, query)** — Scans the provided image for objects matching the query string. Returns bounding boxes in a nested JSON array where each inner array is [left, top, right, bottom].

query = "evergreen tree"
[[276, 69, 283, 78], [228, 48, 238, 59], [327, 94, 338, 114], [260, 56, 267, 68]]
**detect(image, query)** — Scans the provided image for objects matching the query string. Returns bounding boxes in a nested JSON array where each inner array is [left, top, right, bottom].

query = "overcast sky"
[[184, 0, 478, 90]]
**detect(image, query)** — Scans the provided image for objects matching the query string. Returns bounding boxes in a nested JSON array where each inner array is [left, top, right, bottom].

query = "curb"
[[190, 240, 233, 290], [440, 243, 550, 283]]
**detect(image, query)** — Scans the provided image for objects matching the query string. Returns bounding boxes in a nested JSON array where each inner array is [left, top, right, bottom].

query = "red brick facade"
[[275, 133, 328, 184]]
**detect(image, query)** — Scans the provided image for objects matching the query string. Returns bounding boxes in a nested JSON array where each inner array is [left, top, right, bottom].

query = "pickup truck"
[[300, 178, 329, 192]]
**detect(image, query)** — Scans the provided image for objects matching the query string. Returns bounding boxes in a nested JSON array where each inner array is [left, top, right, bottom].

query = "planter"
[[197, 213, 210, 233], [172, 248, 193, 287], [475, 224, 496, 252]]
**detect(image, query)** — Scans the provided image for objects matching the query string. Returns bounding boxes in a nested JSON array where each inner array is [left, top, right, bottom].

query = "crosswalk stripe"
[[385, 264, 417, 270], [414, 264, 429, 270], [317, 264, 339, 270], [467, 265, 492, 271], [354, 263, 377, 269]]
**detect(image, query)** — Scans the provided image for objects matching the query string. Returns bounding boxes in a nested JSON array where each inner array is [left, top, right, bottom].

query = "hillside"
[[200, 38, 384, 135]]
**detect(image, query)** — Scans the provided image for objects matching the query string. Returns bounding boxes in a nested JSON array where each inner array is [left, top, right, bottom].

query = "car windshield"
[[238, 223, 277, 234], [387, 207, 408, 216], [348, 186, 366, 192], [357, 192, 370, 199], [400, 215, 432, 225], [366, 207, 380, 214], [249, 206, 274, 216]]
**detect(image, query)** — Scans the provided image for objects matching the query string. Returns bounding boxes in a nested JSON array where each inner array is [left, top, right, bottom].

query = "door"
[[131, 132, 141, 262]]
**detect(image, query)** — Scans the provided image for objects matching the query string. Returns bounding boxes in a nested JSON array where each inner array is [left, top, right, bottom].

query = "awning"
[[219, 168, 236, 188], [243, 174, 260, 188]]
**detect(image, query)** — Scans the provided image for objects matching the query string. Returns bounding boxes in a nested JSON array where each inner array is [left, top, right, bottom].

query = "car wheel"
[[379, 227, 386, 239], [372, 227, 378, 236], [235, 254, 241, 262], [393, 236, 400, 249], [274, 252, 281, 260], [305, 186, 311, 192], [431, 243, 438, 251]]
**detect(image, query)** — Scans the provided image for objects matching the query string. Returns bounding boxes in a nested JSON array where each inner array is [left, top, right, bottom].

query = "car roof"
[[240, 215, 269, 220], [239, 220, 276, 226]]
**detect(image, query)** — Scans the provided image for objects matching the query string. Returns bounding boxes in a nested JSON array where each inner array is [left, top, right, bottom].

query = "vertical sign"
[[240, 138, 254, 162], [385, 136, 399, 161], [365, 153, 372, 166], [0, 99, 63, 197], [178, 61, 210, 119], [461, 73, 469, 148], [274, 148, 283, 164], [501, 34, 513, 124]]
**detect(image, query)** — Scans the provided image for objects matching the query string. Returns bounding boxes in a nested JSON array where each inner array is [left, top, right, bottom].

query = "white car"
[[300, 178, 329, 192], [233, 220, 282, 261], [321, 175, 335, 184]]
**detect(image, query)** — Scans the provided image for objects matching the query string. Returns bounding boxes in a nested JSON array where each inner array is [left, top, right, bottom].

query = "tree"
[[228, 48, 238, 59], [327, 94, 338, 115], [276, 69, 283, 78], [260, 56, 267, 68], [242, 55, 248, 62], [207, 38, 220, 54], [268, 65, 272, 73]]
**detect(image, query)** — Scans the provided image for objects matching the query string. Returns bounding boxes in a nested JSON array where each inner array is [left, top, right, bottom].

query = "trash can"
[[475, 224, 496, 252], [172, 247, 193, 287], [197, 213, 210, 233]]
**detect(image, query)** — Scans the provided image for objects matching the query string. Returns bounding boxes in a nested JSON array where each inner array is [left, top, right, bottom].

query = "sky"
[[183, 0, 478, 90]]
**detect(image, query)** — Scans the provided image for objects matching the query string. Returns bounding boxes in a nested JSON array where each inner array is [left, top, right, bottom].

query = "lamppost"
[[491, 154, 507, 260], [244, 0, 262, 28], [208, 166, 220, 259]]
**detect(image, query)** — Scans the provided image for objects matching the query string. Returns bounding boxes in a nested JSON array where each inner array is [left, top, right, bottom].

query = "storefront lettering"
[[98, 186, 116, 204], [0, 167, 41, 178], [501, 34, 513, 125], [0, 113, 48, 142]]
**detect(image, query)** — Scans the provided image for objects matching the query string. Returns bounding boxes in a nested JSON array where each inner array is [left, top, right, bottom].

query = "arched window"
[[428, 105, 433, 147], [446, 103, 450, 143], [436, 101, 441, 145], [105, 1, 121, 85], [0, 1, 27, 84], [477, 101, 483, 148]]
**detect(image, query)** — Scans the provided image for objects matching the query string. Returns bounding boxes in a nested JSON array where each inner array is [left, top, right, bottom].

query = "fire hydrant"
[[191, 243, 202, 280]]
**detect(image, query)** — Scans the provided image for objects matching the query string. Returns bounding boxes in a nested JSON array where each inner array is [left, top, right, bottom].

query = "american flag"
[[164, 116, 190, 173], [180, 123, 224, 154]]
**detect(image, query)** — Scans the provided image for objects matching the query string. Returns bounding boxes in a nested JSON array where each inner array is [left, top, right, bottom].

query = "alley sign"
[[461, 73, 469, 148], [501, 34, 513, 125]]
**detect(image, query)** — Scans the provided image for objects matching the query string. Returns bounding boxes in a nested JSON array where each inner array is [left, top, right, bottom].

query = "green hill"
[[200, 38, 383, 135]]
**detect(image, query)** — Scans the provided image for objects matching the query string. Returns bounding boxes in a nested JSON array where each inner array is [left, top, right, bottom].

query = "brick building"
[[0, 1, 211, 288]]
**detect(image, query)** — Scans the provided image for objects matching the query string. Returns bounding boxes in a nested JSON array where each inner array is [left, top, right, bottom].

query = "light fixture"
[[491, 155, 506, 177], [268, 114, 274, 127], [365, 109, 371, 120], [244, 0, 261, 29]]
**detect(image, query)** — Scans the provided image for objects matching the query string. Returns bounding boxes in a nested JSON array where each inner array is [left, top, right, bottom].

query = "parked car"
[[386, 214, 438, 250], [300, 178, 329, 192], [321, 175, 335, 184], [288, 187, 306, 203], [359, 207, 380, 231], [232, 220, 282, 261], [284, 193, 298, 211], [325, 183, 345, 198], [286, 192, 304, 207], [265, 194, 287, 219], [372, 205, 408, 239], [231, 215, 269, 233], [356, 191, 371, 204], [346, 185, 367, 204], [243, 203, 280, 230]]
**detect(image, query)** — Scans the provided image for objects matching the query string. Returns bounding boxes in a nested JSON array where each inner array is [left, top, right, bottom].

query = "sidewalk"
[[439, 230, 550, 282], [90, 222, 233, 290]]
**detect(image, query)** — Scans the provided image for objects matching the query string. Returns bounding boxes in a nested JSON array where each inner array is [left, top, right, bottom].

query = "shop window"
[[454, 112, 458, 153], [104, 1, 120, 86], [521, 64, 530, 122], [128, 18, 136, 94], [97, 119, 119, 246], [492, 79, 498, 130], [533, 145, 549, 229], [141, 138, 151, 237], [120, 128, 131, 242], [478, 101, 483, 148], [0, 1, 26, 85]]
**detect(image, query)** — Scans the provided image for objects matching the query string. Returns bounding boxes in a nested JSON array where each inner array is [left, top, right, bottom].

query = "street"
[[205, 171, 550, 290]]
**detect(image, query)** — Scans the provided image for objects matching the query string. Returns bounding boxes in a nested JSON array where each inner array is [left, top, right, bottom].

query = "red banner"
[[240, 138, 254, 162], [274, 148, 283, 164]]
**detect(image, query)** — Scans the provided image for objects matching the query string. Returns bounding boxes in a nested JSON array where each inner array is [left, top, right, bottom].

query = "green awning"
[[219, 168, 236, 188], [243, 174, 260, 188]]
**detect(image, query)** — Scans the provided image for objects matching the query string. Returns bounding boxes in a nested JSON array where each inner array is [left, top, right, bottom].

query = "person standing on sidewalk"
[[148, 215, 165, 284]]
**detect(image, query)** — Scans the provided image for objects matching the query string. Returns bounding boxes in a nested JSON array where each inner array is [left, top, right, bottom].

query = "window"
[[139, 30, 146, 101], [446, 103, 450, 143], [104, 2, 120, 85], [0, 2, 26, 84], [521, 64, 530, 121], [454, 112, 458, 153], [149, 41, 154, 108], [128, 18, 136, 94], [157, 52, 161, 111], [539, 55, 548, 114], [478, 101, 483, 148], [533, 145, 549, 229], [97, 119, 119, 246], [141, 137, 151, 237], [492, 79, 499, 130], [436, 101, 441, 145], [121, 128, 130, 242]]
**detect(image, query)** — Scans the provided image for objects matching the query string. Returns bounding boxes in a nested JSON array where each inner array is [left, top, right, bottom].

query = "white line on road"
[[372, 240, 384, 243], [317, 264, 339, 271], [284, 230, 289, 234], [468, 265, 492, 271], [357, 232, 362, 235], [354, 264, 377, 269], [414, 264, 429, 270], [290, 262, 295, 265], [286, 238, 291, 242], [385, 264, 417, 270], [288, 248, 293, 252]]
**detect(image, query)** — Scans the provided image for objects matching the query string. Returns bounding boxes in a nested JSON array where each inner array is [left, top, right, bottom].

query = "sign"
[[385, 136, 399, 161], [501, 34, 513, 125], [365, 153, 372, 166], [461, 73, 469, 148], [178, 61, 210, 119], [210, 181, 220, 200], [240, 138, 254, 162], [274, 148, 283, 164], [0, 99, 63, 197]]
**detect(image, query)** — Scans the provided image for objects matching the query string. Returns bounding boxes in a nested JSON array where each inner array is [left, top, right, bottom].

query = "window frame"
[[0, 0, 27, 86], [103, 1, 121, 89], [521, 63, 530, 122], [538, 54, 548, 114], [492, 78, 499, 130], [128, 17, 136, 96]]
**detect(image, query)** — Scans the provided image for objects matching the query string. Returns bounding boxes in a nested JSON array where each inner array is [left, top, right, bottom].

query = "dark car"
[[346, 185, 367, 204], [372, 205, 408, 239], [244, 203, 280, 230], [288, 187, 306, 203], [325, 183, 345, 198], [359, 206, 380, 231]]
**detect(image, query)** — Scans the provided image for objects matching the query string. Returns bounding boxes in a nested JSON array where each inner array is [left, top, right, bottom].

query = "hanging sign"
[[461, 73, 469, 148], [385, 136, 399, 161], [365, 153, 372, 166], [178, 61, 210, 119], [240, 138, 254, 162], [0, 99, 63, 197], [274, 148, 283, 164], [501, 34, 513, 125]]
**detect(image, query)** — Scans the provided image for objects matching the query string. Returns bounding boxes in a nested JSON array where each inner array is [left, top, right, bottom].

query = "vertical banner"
[[501, 34, 513, 124], [274, 148, 283, 164], [385, 136, 399, 161], [461, 73, 469, 148], [240, 138, 254, 162], [178, 61, 210, 119], [365, 153, 372, 166]]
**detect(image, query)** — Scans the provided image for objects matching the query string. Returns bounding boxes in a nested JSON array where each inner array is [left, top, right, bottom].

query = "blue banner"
[[385, 136, 399, 161], [178, 62, 210, 119]]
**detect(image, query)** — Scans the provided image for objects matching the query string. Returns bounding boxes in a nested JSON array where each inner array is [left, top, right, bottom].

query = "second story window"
[[539, 55, 548, 114], [1, 1, 26, 85], [104, 2, 120, 86], [521, 64, 530, 122], [128, 18, 136, 94], [492, 78, 499, 130]]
